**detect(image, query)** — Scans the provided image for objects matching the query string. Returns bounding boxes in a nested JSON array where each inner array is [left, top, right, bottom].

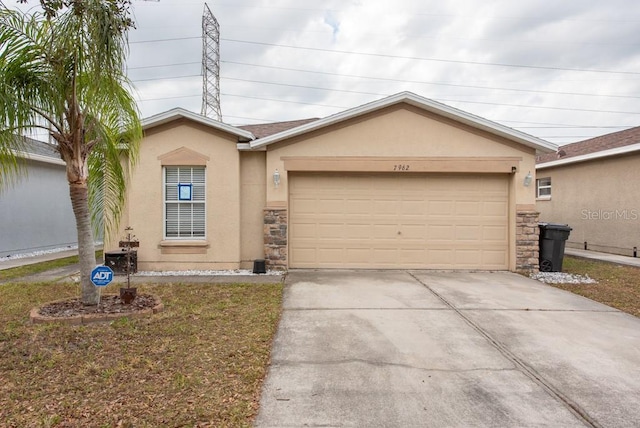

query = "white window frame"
[[163, 166, 206, 239], [536, 177, 552, 200]]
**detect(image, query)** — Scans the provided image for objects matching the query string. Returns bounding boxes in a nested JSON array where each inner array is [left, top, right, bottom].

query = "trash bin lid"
[[538, 222, 572, 231]]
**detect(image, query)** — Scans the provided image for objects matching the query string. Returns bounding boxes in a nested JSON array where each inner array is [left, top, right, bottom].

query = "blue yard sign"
[[91, 265, 114, 287]]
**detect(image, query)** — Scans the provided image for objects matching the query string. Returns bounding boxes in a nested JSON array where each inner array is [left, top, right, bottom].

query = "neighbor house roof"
[[537, 125, 640, 170], [15, 136, 64, 166], [246, 92, 557, 153], [142, 108, 255, 141]]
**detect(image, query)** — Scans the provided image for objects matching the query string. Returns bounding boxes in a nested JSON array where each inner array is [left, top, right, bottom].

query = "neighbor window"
[[164, 166, 205, 238], [536, 177, 551, 199]]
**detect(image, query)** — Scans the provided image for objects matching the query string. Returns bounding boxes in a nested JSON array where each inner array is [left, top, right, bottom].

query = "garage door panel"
[[455, 225, 482, 240], [426, 249, 454, 266], [483, 201, 508, 216], [291, 222, 317, 239], [483, 250, 508, 266], [317, 248, 346, 264], [401, 225, 427, 239], [291, 247, 317, 265], [317, 223, 344, 239], [372, 248, 399, 264], [345, 199, 371, 214], [290, 197, 317, 214], [454, 249, 482, 266], [345, 224, 372, 239], [483, 225, 508, 241], [289, 173, 509, 270], [456, 201, 482, 216], [372, 199, 398, 214], [428, 224, 455, 240]]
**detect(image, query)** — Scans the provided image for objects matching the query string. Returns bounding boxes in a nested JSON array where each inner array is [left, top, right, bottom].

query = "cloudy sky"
[[12, 0, 640, 145]]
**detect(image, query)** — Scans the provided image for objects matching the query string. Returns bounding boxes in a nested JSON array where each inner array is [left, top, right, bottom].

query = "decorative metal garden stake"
[[118, 227, 139, 304]]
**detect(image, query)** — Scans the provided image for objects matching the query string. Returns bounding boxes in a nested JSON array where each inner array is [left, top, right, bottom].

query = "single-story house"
[[0, 137, 77, 258], [106, 92, 557, 272], [536, 126, 640, 257]]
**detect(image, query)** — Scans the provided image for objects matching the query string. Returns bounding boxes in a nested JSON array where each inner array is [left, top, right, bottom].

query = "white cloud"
[[7, 0, 640, 144]]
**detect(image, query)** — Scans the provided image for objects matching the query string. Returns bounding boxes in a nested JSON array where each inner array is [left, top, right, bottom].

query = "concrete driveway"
[[255, 271, 640, 428]]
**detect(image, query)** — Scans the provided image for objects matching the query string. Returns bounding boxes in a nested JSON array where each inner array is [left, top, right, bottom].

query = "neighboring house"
[[0, 137, 77, 258], [106, 92, 556, 272], [536, 126, 640, 257]]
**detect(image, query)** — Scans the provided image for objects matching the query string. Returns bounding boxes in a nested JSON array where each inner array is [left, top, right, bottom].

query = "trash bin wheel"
[[540, 259, 553, 272]]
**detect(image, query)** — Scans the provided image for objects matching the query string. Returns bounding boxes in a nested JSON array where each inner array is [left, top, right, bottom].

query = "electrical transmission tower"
[[201, 3, 222, 121]]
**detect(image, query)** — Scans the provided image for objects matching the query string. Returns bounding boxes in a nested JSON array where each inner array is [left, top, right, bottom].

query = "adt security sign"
[[91, 265, 114, 287]]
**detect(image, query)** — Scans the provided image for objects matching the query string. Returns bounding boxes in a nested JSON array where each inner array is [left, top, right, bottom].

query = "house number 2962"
[[393, 164, 410, 171]]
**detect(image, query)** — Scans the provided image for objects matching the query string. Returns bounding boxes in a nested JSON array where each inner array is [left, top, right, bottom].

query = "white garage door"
[[289, 172, 509, 269]]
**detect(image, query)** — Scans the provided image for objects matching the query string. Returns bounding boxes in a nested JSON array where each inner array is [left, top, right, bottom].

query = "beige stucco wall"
[[265, 105, 538, 206], [240, 151, 267, 269], [107, 103, 543, 272], [106, 119, 243, 271], [537, 153, 640, 256]]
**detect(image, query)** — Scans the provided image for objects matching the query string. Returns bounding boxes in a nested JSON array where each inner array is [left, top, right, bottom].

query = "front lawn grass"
[[553, 256, 640, 317], [0, 280, 283, 427]]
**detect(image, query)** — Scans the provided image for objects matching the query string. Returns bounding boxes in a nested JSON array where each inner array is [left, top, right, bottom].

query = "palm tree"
[[0, 1, 142, 305]]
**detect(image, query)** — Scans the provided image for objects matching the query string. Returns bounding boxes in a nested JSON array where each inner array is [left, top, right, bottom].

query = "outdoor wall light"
[[273, 169, 281, 188], [523, 171, 532, 187]]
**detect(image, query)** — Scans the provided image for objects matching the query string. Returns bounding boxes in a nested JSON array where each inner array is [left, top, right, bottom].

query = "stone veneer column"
[[264, 207, 287, 270], [516, 209, 540, 274]]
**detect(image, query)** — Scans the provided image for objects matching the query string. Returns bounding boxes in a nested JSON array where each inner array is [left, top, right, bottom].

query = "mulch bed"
[[38, 294, 158, 317]]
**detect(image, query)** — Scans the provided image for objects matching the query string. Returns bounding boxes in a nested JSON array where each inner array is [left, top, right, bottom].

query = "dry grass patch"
[[0, 280, 283, 427], [552, 256, 640, 317]]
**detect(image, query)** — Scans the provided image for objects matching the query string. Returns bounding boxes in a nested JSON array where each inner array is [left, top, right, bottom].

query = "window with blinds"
[[164, 166, 206, 238]]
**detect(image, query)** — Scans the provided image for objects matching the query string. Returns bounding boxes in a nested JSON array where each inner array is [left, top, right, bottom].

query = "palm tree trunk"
[[69, 181, 98, 305]]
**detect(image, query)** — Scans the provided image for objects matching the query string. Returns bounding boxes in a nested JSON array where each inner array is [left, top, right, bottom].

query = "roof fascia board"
[[249, 92, 557, 153], [142, 108, 255, 140], [536, 142, 640, 170], [15, 151, 65, 166], [237, 142, 263, 151]]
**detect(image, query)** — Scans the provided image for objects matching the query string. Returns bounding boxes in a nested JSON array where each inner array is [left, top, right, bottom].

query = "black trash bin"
[[538, 223, 572, 272]]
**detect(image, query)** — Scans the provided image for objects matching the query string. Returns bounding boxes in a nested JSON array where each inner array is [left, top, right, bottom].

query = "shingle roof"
[[536, 126, 640, 164], [237, 118, 319, 139], [18, 136, 60, 160]]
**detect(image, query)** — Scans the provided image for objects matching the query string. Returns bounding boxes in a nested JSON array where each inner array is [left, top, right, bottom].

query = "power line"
[[131, 74, 201, 82], [128, 61, 200, 70], [128, 58, 640, 100], [222, 61, 640, 100], [128, 36, 640, 75], [130, 36, 200, 44], [221, 38, 640, 76], [131, 72, 640, 115], [220, 93, 345, 109], [219, 76, 640, 115]]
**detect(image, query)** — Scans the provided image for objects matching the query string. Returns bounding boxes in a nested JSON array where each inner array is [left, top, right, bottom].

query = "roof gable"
[[157, 146, 210, 166], [248, 92, 557, 153], [142, 108, 255, 140]]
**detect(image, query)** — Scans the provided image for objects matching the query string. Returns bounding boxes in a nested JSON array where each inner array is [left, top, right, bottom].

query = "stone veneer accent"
[[264, 208, 288, 270], [516, 210, 540, 273]]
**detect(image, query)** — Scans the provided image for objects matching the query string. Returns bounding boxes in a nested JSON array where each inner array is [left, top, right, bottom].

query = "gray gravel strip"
[[530, 272, 597, 284]]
